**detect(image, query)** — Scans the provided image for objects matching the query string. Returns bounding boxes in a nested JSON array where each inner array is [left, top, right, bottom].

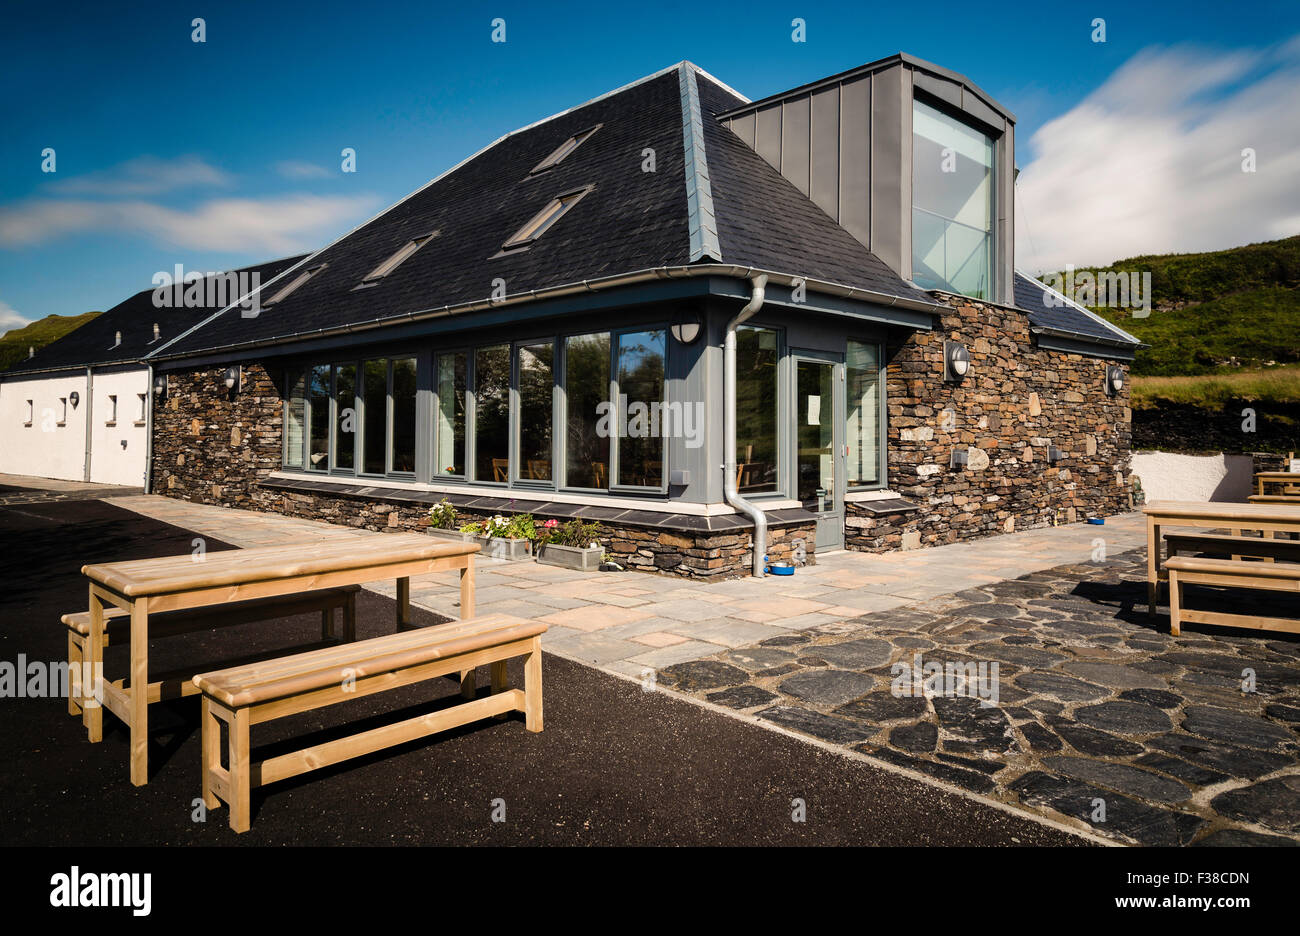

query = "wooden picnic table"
[[1254, 471, 1300, 497], [80, 536, 479, 786], [1142, 500, 1300, 613]]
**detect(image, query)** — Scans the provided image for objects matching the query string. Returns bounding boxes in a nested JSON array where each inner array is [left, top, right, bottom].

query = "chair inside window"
[[492, 458, 509, 482]]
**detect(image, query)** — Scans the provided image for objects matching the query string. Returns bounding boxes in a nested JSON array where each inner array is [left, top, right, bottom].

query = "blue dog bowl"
[[767, 562, 795, 575]]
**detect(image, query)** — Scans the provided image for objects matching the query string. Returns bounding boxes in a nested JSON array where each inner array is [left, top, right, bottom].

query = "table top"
[[1255, 471, 1300, 480], [82, 537, 479, 597], [1143, 499, 1300, 521]]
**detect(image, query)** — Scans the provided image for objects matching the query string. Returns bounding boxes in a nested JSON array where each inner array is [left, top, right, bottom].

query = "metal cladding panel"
[[755, 104, 783, 170], [781, 95, 811, 196], [809, 85, 841, 221], [912, 70, 961, 109], [999, 121, 1016, 305], [838, 75, 871, 248], [870, 65, 905, 277], [961, 88, 1003, 132], [729, 112, 756, 148]]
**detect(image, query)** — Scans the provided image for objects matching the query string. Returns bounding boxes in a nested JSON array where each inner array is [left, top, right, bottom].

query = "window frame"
[[105, 394, 117, 426], [495, 185, 594, 255], [432, 347, 471, 481], [528, 124, 602, 175], [510, 337, 559, 491], [844, 337, 888, 492], [23, 399, 33, 427], [263, 263, 327, 307], [557, 329, 613, 494], [357, 234, 437, 288], [608, 326, 669, 496], [732, 323, 786, 501]]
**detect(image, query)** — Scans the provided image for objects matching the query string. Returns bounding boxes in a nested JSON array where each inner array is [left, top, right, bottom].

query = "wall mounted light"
[[223, 365, 242, 394], [69, 391, 80, 409], [1104, 365, 1126, 396], [152, 374, 167, 397], [944, 341, 971, 383], [950, 448, 968, 470], [671, 313, 702, 345]]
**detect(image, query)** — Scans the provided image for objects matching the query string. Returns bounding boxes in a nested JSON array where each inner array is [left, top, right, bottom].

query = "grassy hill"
[[1054, 235, 1300, 377], [0, 312, 100, 371]]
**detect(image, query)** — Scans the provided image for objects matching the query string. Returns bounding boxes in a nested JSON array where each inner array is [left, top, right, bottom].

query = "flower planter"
[[474, 535, 533, 561], [536, 542, 603, 571], [426, 528, 476, 544]]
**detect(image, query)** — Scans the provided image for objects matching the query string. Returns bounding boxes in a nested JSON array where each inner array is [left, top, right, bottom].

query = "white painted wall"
[[1130, 450, 1255, 503], [0, 368, 148, 487]]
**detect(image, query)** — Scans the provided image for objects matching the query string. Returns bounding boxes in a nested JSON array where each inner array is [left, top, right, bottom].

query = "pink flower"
[[543, 519, 558, 528]]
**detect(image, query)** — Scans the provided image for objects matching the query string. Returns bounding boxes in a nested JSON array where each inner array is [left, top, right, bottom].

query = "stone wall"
[[846, 294, 1133, 552], [152, 363, 812, 580]]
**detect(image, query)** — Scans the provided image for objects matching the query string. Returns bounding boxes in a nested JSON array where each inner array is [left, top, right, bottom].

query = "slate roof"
[[1012, 271, 1141, 348], [152, 63, 940, 360], [3, 255, 306, 375]]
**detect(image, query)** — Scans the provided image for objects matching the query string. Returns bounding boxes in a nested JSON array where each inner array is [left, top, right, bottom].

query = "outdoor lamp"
[[944, 341, 971, 383], [223, 364, 241, 393], [1105, 365, 1126, 396], [671, 313, 702, 345], [69, 391, 79, 409], [152, 374, 166, 397]]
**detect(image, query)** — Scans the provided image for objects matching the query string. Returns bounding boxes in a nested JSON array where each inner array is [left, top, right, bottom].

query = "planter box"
[[475, 535, 533, 561], [426, 528, 476, 544], [536, 542, 603, 571]]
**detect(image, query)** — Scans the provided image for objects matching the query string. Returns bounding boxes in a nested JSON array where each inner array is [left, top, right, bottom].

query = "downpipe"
[[724, 274, 768, 578]]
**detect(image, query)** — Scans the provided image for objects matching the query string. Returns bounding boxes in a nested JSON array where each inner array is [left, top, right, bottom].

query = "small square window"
[[106, 394, 117, 425], [529, 124, 601, 175], [136, 393, 147, 425], [23, 400, 33, 426], [498, 187, 592, 254]]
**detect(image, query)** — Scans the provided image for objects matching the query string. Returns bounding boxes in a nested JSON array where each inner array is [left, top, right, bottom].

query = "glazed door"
[[794, 355, 845, 551]]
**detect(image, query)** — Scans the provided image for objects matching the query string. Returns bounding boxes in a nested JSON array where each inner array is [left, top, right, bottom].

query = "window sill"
[[105, 421, 116, 428], [133, 420, 146, 427], [22, 422, 32, 428]]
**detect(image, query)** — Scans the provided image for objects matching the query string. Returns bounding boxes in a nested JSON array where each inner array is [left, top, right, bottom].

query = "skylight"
[[529, 125, 601, 175], [499, 187, 592, 253], [360, 232, 437, 286], [263, 263, 326, 306]]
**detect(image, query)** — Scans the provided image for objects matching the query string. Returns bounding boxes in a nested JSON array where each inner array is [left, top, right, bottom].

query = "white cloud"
[[1016, 40, 1300, 273], [275, 160, 333, 179], [0, 300, 31, 337], [0, 193, 381, 253], [52, 155, 233, 196]]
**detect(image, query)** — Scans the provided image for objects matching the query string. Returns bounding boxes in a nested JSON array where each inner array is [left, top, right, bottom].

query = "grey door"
[[793, 355, 845, 551]]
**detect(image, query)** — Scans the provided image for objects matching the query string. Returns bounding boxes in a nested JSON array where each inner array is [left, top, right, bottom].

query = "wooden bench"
[[1166, 556, 1300, 636], [1164, 532, 1300, 565], [64, 586, 358, 717], [1248, 494, 1300, 504], [193, 614, 546, 833]]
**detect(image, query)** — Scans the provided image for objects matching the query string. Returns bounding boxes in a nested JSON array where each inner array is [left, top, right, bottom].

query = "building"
[[25, 55, 1143, 577], [0, 257, 303, 486]]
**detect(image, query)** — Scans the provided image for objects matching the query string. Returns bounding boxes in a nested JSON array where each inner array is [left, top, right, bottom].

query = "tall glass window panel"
[[615, 330, 665, 488], [307, 364, 330, 472], [517, 341, 554, 482], [911, 99, 995, 300], [846, 341, 881, 486], [333, 363, 357, 471], [285, 371, 306, 469], [391, 357, 417, 473], [362, 359, 387, 475], [796, 360, 835, 511], [735, 326, 778, 493], [436, 352, 466, 477], [565, 332, 610, 489], [474, 345, 510, 482]]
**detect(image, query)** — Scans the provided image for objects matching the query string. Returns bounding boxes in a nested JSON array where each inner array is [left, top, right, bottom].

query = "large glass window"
[[735, 326, 778, 493], [615, 330, 665, 488], [391, 357, 417, 473], [911, 99, 995, 299], [846, 341, 881, 487], [307, 365, 330, 471], [285, 371, 305, 469], [333, 363, 357, 471], [436, 352, 466, 476], [362, 360, 387, 475], [474, 345, 510, 482], [517, 341, 554, 482], [564, 332, 610, 489]]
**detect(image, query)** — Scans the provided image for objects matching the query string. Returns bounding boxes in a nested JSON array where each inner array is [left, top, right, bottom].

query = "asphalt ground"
[[0, 498, 1086, 846]]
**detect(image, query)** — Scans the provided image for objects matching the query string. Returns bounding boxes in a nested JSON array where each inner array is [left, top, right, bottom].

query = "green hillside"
[[0, 312, 100, 371], [1057, 235, 1300, 377]]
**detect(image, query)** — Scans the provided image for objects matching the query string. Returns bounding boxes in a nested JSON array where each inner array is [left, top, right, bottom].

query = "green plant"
[[460, 513, 536, 540], [427, 499, 458, 530], [538, 519, 601, 548]]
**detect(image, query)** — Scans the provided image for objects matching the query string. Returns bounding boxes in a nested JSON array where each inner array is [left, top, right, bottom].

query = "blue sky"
[[2, 0, 1298, 332]]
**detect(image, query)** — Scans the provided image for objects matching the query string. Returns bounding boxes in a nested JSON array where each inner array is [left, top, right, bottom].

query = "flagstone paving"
[[656, 549, 1300, 846]]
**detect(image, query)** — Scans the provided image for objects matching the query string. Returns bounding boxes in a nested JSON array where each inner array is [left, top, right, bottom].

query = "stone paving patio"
[[656, 548, 1300, 846], [0, 474, 140, 506]]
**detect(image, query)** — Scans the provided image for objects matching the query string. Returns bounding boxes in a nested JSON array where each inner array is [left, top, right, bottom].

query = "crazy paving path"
[[658, 549, 1300, 846]]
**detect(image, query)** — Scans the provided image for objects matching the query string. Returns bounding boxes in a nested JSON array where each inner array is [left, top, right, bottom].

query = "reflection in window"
[[474, 345, 510, 482], [565, 332, 610, 489], [391, 358, 417, 473], [517, 341, 554, 481], [308, 365, 330, 471], [362, 360, 387, 475], [615, 330, 665, 488], [912, 99, 995, 299], [846, 341, 881, 486], [333, 363, 356, 470], [285, 371, 305, 469], [436, 352, 466, 476], [735, 326, 778, 493]]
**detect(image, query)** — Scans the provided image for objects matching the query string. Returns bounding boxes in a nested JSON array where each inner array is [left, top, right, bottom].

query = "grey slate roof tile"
[[1013, 271, 1140, 347]]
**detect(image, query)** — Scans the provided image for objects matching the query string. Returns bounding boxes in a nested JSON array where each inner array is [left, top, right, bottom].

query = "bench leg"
[[128, 598, 150, 787], [200, 698, 220, 811], [228, 707, 251, 834], [460, 555, 475, 619], [460, 668, 476, 700], [1146, 518, 1160, 615], [68, 631, 82, 716], [342, 592, 357, 643], [1169, 570, 1183, 637], [321, 608, 335, 642], [490, 661, 508, 718], [396, 577, 410, 631], [85, 587, 104, 743], [524, 637, 543, 733]]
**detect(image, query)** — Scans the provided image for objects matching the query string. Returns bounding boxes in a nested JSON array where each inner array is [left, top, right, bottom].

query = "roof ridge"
[[678, 64, 723, 263]]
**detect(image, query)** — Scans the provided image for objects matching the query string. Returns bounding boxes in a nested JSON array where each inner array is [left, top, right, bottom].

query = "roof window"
[[497, 187, 592, 254], [263, 263, 327, 306], [359, 232, 438, 286], [529, 125, 601, 175]]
